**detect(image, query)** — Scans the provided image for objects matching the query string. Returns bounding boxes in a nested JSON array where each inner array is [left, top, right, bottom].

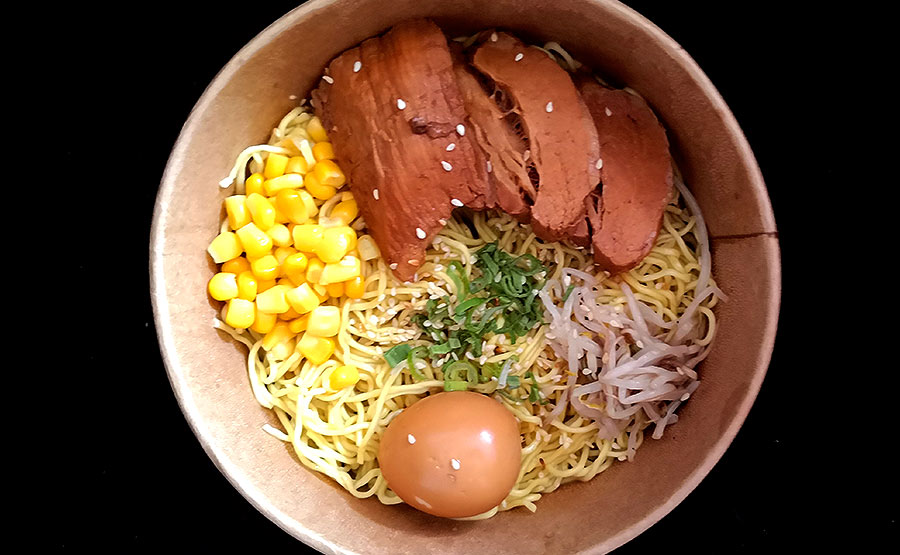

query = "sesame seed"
[[596, 158, 603, 170], [490, 32, 498, 42], [456, 124, 466, 136], [486, 160, 492, 173], [515, 52, 524, 61], [389, 262, 398, 270], [440, 160, 453, 172], [450, 458, 461, 470], [353, 61, 362, 72], [408, 434, 416, 444], [605, 107, 612, 116], [373, 188, 380, 200], [416, 227, 426, 239], [438, 218, 447, 225], [322, 75, 334, 84], [288, 94, 297, 100], [397, 98, 406, 110], [451, 198, 463, 207], [545, 101, 553, 112], [408, 259, 420, 266], [446, 143, 456, 151]]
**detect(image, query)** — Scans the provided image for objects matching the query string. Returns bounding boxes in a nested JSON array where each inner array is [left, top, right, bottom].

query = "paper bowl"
[[150, 0, 780, 552]]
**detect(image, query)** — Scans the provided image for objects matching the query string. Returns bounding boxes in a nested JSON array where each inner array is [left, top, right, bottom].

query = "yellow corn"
[[316, 226, 355, 264], [291, 224, 324, 253], [278, 305, 301, 321], [250, 309, 277, 334], [235, 223, 273, 258], [299, 190, 319, 218], [304, 172, 337, 200], [313, 159, 346, 188], [306, 257, 325, 284], [267, 224, 292, 248], [312, 283, 330, 302], [207, 231, 243, 263], [224, 195, 251, 230], [208, 272, 238, 301], [312, 142, 335, 161], [272, 202, 290, 225], [270, 338, 295, 361], [285, 156, 309, 175], [262, 322, 293, 351], [236, 271, 258, 301], [328, 365, 360, 391], [306, 306, 341, 337], [250, 254, 280, 281], [246, 193, 276, 231], [275, 189, 310, 224], [320, 255, 361, 285], [263, 173, 304, 196], [257, 278, 277, 293], [285, 283, 320, 314], [344, 276, 365, 299], [273, 245, 297, 265], [224, 298, 255, 329], [264, 153, 289, 179], [244, 173, 266, 196], [296, 333, 335, 365], [221, 256, 251, 275], [288, 314, 310, 334], [330, 199, 358, 225], [282, 252, 309, 284], [306, 116, 329, 143], [256, 284, 291, 314], [325, 281, 344, 298]]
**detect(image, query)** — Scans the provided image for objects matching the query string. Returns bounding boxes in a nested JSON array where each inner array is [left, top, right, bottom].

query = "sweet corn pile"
[[207, 114, 369, 392]]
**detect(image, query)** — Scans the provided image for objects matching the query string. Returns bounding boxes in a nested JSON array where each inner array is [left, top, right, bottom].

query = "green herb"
[[383, 344, 411, 368]]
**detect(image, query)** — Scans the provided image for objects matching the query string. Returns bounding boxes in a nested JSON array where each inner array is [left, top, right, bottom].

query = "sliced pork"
[[576, 77, 673, 273]]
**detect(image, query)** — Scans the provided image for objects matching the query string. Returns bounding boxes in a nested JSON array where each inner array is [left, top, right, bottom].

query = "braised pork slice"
[[471, 32, 599, 241], [577, 77, 673, 273], [311, 19, 491, 281]]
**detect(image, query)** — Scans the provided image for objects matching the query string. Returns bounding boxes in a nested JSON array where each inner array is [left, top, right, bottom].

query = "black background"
[[52, 0, 888, 552]]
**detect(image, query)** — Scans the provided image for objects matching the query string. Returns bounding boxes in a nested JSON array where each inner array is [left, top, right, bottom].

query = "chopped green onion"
[[383, 344, 411, 368], [444, 380, 469, 391]]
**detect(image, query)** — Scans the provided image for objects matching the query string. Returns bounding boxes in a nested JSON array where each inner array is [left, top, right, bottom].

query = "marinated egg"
[[378, 391, 522, 518]]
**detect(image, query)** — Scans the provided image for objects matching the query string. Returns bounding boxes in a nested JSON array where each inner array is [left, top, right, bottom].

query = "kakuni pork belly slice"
[[311, 19, 491, 281], [471, 32, 600, 242], [577, 77, 673, 273]]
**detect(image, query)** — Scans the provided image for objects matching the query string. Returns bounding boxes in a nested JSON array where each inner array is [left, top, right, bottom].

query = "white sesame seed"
[[490, 32, 498, 42], [441, 160, 453, 171], [288, 94, 297, 100], [416, 227, 426, 239], [596, 158, 603, 170], [353, 61, 362, 72], [451, 198, 463, 207], [545, 101, 554, 113], [515, 52, 524, 61], [408, 259, 420, 266], [450, 458, 461, 470], [446, 142, 456, 151], [389, 262, 398, 270], [373, 188, 380, 200], [397, 98, 406, 110], [486, 160, 492, 173], [605, 107, 612, 116], [438, 218, 447, 225], [456, 124, 466, 136], [322, 75, 334, 84]]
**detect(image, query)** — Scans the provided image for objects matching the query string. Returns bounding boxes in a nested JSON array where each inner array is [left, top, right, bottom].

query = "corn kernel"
[[224, 195, 251, 230], [320, 255, 361, 285], [221, 256, 251, 275], [207, 231, 243, 263], [246, 193, 276, 231], [285, 283, 320, 314], [288, 314, 310, 334], [299, 190, 319, 218], [251, 254, 280, 281], [278, 305, 301, 321], [263, 173, 304, 196], [282, 252, 309, 284], [306, 116, 329, 143], [275, 189, 310, 224], [330, 199, 358, 225], [312, 283, 330, 302], [262, 322, 293, 351], [264, 153, 289, 179], [307, 306, 341, 337], [270, 338, 295, 361], [224, 298, 255, 329], [235, 223, 273, 258], [244, 173, 266, 196], [285, 156, 309, 175], [296, 333, 335, 365], [326, 281, 344, 298], [273, 245, 297, 265], [344, 276, 365, 299], [328, 365, 360, 391], [304, 171, 337, 200], [256, 284, 291, 314], [236, 271, 258, 301], [306, 257, 325, 284], [250, 310, 277, 334], [257, 278, 277, 293], [312, 141, 335, 161], [208, 272, 238, 301], [267, 225, 292, 248], [313, 159, 346, 188], [316, 226, 355, 264], [292, 224, 324, 253]]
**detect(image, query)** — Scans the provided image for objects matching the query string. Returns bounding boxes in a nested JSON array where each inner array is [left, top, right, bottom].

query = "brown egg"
[[378, 391, 522, 518]]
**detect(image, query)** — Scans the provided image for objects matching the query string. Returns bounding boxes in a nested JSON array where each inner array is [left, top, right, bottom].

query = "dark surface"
[[55, 0, 884, 552]]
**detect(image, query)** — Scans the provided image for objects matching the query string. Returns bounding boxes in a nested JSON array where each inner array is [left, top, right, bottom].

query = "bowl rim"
[[149, 1, 781, 553]]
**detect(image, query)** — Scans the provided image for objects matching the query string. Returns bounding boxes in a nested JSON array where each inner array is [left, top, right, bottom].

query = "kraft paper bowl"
[[150, 0, 780, 552]]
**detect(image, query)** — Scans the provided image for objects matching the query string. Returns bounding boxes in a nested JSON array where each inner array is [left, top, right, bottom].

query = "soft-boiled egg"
[[378, 391, 522, 518]]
